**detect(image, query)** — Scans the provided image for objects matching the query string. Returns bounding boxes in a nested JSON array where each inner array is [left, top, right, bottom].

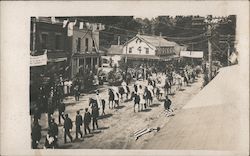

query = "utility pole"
[[219, 34, 235, 66], [192, 15, 231, 81]]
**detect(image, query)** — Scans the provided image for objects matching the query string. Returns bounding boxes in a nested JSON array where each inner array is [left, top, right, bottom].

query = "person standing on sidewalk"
[[63, 114, 73, 143], [75, 110, 83, 139], [83, 108, 91, 135], [31, 120, 41, 149]]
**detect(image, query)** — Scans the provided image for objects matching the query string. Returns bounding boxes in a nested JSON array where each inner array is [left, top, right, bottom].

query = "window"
[[77, 38, 81, 52], [85, 38, 89, 52], [41, 34, 48, 49], [145, 48, 149, 54], [137, 46, 142, 53], [55, 35, 61, 50], [92, 40, 96, 51], [129, 47, 132, 53]]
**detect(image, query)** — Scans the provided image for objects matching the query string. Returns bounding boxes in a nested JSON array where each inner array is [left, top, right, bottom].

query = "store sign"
[[30, 52, 47, 67], [180, 51, 203, 58]]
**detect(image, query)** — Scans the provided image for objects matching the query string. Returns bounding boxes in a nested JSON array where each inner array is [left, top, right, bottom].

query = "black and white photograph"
[[1, 1, 249, 156]]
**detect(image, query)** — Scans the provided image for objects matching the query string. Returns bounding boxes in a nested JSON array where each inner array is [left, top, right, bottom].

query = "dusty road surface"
[[143, 65, 248, 153], [34, 75, 203, 149]]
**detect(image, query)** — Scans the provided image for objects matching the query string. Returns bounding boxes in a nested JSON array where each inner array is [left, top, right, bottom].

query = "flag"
[[51, 17, 56, 24], [79, 22, 84, 29], [85, 22, 90, 29], [229, 51, 238, 64], [63, 19, 69, 28], [67, 22, 74, 36]]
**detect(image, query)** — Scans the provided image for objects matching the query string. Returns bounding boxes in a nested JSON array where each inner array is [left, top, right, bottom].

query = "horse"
[[118, 86, 130, 101], [144, 87, 153, 107], [131, 91, 140, 112]]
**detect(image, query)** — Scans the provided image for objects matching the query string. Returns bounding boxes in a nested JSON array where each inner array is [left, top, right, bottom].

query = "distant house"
[[107, 34, 184, 67]]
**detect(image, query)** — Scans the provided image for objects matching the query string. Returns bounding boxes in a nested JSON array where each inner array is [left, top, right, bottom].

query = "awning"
[[48, 57, 67, 63], [124, 54, 160, 60]]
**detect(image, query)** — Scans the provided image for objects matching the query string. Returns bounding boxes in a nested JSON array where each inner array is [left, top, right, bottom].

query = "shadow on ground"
[[141, 108, 152, 112], [149, 103, 161, 107], [116, 105, 125, 109], [98, 126, 109, 130], [98, 113, 113, 119]]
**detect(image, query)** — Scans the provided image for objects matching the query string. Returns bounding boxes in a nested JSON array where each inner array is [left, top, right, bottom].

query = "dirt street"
[[34, 76, 203, 149]]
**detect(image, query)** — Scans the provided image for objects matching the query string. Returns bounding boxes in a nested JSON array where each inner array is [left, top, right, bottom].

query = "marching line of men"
[[31, 96, 102, 149]]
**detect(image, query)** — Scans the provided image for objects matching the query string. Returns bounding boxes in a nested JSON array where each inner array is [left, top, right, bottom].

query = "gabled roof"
[[107, 45, 123, 55], [137, 35, 177, 47]]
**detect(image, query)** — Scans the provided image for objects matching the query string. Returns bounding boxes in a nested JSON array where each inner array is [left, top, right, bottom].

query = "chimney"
[[118, 35, 120, 45]]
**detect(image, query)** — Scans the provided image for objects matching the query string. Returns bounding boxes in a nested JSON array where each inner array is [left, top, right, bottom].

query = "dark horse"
[[118, 86, 130, 101], [144, 87, 153, 107]]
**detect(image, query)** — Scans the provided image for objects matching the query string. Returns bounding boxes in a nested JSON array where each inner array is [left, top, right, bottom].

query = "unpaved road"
[[34, 76, 203, 149]]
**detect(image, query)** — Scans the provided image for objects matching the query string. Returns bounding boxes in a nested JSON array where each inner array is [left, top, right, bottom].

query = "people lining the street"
[[31, 120, 41, 149]]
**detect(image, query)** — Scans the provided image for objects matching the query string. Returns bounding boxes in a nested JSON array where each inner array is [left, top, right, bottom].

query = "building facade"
[[69, 24, 104, 78]]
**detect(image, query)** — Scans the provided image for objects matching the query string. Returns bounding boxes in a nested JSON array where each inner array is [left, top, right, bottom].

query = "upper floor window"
[[92, 40, 96, 51], [85, 38, 89, 52], [145, 48, 149, 54], [55, 35, 61, 50], [41, 33, 48, 49], [77, 38, 81, 52], [129, 47, 133, 53], [137, 46, 142, 53]]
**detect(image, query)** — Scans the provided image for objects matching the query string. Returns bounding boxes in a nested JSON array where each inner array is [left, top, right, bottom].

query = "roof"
[[137, 34, 177, 47], [107, 45, 123, 55]]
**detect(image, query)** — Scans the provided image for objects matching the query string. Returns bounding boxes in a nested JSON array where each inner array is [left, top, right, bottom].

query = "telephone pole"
[[192, 15, 231, 81]]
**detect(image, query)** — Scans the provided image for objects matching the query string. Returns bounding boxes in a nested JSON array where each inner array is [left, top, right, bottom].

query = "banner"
[[30, 52, 47, 67], [180, 51, 203, 58]]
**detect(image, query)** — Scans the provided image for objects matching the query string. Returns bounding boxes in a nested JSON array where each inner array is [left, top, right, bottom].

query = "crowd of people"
[[31, 62, 209, 149]]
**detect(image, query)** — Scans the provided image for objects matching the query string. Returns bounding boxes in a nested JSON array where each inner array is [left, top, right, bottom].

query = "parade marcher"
[[132, 92, 140, 112], [63, 114, 73, 143], [164, 96, 173, 116], [75, 110, 83, 139], [101, 99, 106, 115], [58, 101, 65, 125], [138, 85, 146, 110], [84, 108, 91, 135], [92, 104, 99, 130], [33, 105, 41, 123], [121, 80, 128, 99], [31, 120, 41, 149], [95, 90, 102, 114]]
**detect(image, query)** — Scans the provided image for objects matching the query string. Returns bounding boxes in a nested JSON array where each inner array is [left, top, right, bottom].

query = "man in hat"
[[164, 96, 173, 116], [75, 110, 83, 139], [83, 108, 91, 135], [63, 114, 73, 143]]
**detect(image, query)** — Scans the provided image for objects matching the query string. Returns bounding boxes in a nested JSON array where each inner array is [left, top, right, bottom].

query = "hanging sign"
[[30, 51, 47, 66], [180, 51, 203, 58]]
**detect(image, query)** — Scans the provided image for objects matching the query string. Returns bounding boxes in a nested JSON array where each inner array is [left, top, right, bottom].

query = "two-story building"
[[69, 22, 104, 78], [107, 34, 183, 68]]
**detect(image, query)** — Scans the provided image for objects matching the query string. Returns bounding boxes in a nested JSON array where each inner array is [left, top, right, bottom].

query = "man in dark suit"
[[75, 110, 83, 139], [58, 102, 65, 125], [83, 108, 91, 135], [63, 114, 73, 143], [92, 105, 99, 130], [49, 118, 58, 148], [31, 120, 41, 149]]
